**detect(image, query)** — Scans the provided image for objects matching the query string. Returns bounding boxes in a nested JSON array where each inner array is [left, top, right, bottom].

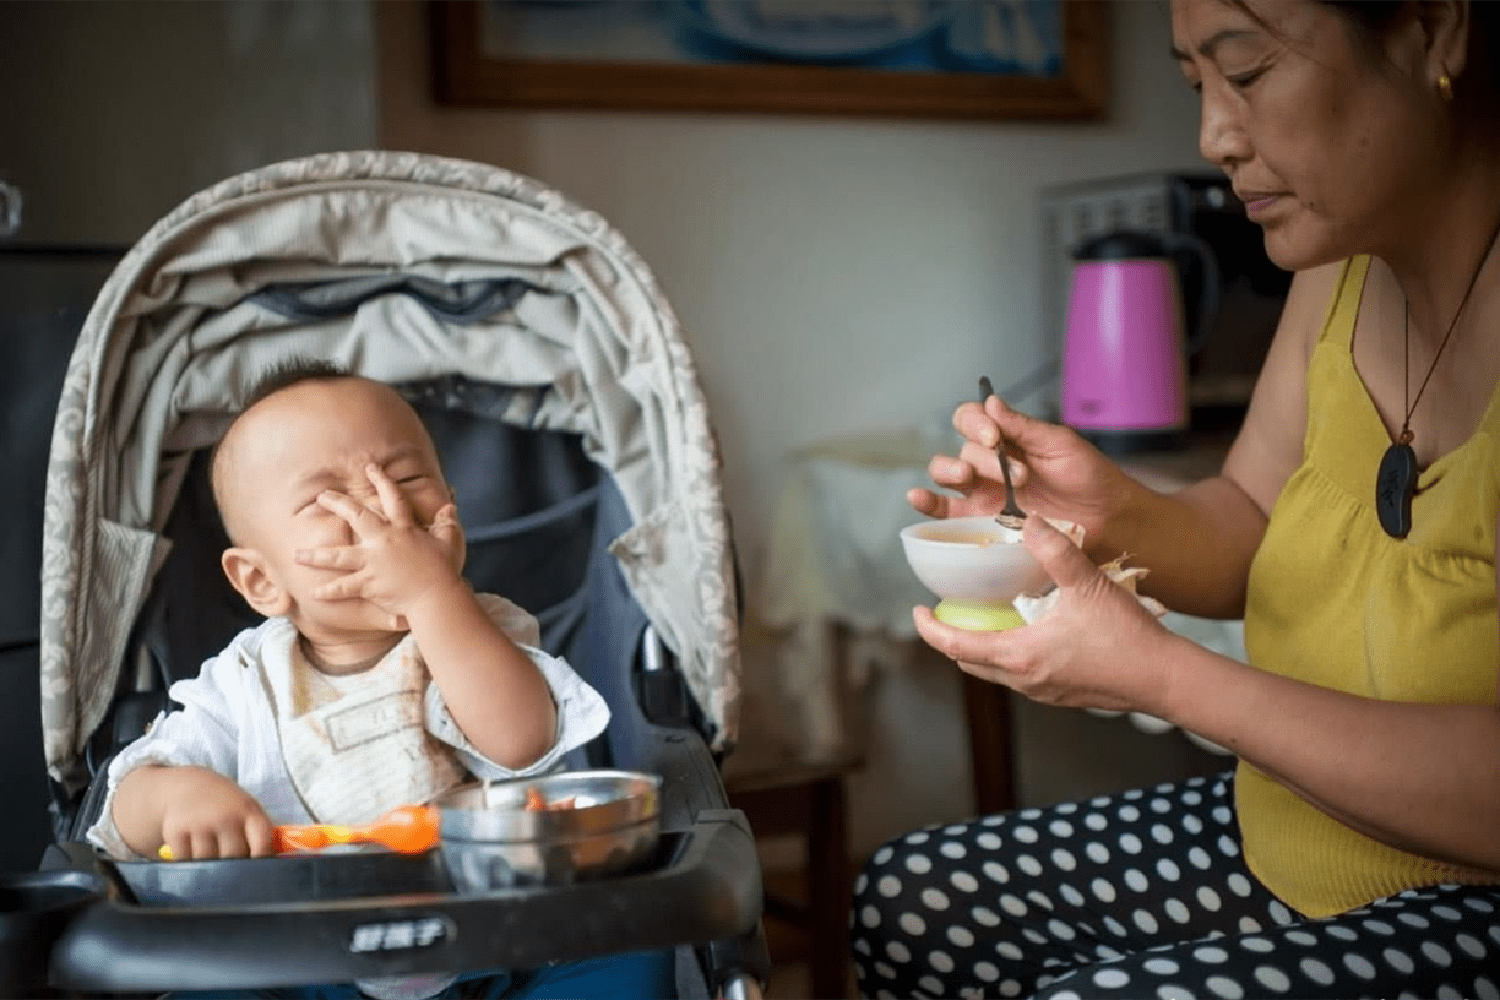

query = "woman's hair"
[[1229, 1, 1498, 103], [1321, 1, 1497, 99]]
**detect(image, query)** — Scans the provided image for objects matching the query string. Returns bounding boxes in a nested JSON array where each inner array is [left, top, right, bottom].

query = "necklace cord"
[[1401, 210, 1500, 438]]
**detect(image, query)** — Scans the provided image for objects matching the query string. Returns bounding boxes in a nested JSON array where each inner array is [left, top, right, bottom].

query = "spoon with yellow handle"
[[157, 803, 439, 860]]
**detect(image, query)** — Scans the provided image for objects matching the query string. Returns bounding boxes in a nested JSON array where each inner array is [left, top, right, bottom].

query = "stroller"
[[1, 151, 769, 998]]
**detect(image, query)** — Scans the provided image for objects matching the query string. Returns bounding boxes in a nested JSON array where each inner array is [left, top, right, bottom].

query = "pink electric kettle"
[[1060, 230, 1219, 454]]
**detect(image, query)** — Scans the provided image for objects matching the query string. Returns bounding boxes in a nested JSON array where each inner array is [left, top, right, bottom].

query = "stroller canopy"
[[39, 151, 740, 790]]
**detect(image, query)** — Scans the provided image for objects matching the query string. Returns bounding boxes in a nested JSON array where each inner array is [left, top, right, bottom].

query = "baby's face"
[[219, 378, 454, 637]]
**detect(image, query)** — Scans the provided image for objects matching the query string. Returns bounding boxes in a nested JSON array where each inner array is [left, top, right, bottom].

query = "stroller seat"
[[0, 152, 769, 999]]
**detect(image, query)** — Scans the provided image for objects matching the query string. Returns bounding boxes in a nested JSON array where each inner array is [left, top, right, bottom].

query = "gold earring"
[[1438, 73, 1454, 101]]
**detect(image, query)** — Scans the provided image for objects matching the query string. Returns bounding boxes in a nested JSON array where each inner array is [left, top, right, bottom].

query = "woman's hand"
[[913, 515, 1181, 714], [909, 396, 1141, 552]]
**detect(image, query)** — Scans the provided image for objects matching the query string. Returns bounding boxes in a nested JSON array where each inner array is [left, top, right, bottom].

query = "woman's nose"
[[1198, 84, 1251, 169]]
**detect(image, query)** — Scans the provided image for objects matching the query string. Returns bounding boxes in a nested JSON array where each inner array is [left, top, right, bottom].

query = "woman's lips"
[[1239, 192, 1287, 219]]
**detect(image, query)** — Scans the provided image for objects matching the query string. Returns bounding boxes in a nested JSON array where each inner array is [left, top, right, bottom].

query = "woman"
[[851, 2, 1500, 998]]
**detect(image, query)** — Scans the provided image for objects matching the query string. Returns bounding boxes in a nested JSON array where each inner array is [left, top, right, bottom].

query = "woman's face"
[[1170, 0, 1450, 271]]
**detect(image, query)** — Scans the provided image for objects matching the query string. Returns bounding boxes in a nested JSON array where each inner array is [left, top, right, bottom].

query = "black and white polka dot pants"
[[851, 770, 1500, 999]]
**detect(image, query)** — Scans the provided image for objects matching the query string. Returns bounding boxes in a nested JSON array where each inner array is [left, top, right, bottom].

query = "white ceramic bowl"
[[899, 515, 1052, 607]]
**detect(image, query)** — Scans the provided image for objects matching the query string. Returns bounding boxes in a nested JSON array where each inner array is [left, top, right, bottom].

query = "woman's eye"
[[397, 475, 424, 485], [1227, 67, 1266, 89]]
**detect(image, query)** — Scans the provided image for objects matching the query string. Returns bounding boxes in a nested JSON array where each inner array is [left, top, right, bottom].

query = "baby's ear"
[[222, 548, 291, 617]]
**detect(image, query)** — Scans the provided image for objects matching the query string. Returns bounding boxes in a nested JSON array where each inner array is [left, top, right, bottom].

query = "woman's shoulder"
[[1220, 260, 1353, 515], [1284, 259, 1355, 348]]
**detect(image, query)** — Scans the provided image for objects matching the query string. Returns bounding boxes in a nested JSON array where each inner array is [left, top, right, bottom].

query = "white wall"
[[0, 0, 377, 243], [377, 0, 1206, 593], [1, 0, 1226, 859], [378, 1, 1224, 855]]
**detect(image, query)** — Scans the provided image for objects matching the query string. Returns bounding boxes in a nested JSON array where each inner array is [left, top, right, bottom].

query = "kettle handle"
[[1160, 232, 1221, 357]]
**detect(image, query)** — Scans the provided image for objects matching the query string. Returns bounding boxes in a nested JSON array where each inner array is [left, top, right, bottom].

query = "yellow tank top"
[[1238, 255, 1500, 918]]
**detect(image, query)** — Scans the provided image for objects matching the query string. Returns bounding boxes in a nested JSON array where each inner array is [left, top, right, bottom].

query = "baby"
[[87, 360, 610, 865]]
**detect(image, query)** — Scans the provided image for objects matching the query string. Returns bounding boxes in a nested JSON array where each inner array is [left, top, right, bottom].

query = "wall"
[[0, 0, 378, 244], [376, 1, 1206, 578], [377, 1, 1227, 858], [0, 0, 380, 872], [0, 0, 1228, 865]]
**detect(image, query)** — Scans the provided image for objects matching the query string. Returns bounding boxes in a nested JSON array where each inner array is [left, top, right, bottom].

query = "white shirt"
[[86, 592, 611, 859]]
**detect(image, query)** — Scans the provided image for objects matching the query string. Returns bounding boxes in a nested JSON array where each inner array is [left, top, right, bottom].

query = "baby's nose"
[[346, 486, 385, 517]]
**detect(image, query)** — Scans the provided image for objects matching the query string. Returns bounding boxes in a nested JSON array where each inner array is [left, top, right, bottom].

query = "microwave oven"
[[1039, 171, 1293, 433]]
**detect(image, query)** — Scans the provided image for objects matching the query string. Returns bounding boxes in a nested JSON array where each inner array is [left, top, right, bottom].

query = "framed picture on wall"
[[430, 0, 1109, 121]]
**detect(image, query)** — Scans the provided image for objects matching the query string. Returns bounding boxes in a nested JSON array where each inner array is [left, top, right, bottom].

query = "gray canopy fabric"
[[39, 151, 740, 791]]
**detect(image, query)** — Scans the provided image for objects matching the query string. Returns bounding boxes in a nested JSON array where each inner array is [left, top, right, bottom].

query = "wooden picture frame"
[[430, 1, 1109, 121]]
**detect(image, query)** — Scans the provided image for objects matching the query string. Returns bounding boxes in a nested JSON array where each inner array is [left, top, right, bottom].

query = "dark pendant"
[[1375, 442, 1418, 539]]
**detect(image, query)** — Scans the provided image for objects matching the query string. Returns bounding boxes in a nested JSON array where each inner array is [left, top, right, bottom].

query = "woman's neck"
[[1378, 155, 1500, 346]]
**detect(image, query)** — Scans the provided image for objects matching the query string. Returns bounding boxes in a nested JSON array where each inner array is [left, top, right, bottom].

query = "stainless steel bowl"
[[435, 770, 662, 890]]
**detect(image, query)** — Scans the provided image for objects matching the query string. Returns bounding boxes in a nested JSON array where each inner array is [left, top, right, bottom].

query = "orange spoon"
[[158, 804, 439, 860]]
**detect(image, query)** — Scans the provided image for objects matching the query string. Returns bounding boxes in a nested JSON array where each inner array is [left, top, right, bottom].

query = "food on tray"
[[524, 786, 578, 811]]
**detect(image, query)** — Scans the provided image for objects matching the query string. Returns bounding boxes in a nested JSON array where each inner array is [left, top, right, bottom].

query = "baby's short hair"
[[238, 357, 353, 413], [209, 357, 356, 529]]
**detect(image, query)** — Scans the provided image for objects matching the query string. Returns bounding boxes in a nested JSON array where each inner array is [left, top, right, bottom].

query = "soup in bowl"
[[899, 515, 1053, 629]]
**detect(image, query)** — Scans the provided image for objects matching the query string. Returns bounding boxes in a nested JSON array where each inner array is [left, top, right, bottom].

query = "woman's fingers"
[[956, 440, 1031, 489], [907, 486, 950, 519], [984, 394, 1052, 448], [960, 395, 1058, 466], [954, 657, 1016, 687], [953, 400, 996, 446], [1022, 515, 1097, 590], [913, 605, 1017, 666]]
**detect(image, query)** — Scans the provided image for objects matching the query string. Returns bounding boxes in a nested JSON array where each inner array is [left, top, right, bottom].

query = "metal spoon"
[[979, 376, 1027, 528]]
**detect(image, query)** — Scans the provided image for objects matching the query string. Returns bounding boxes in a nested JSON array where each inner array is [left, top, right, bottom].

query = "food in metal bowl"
[[435, 770, 662, 891]]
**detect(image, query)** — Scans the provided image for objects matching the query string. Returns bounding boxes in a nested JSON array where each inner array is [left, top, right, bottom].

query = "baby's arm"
[[404, 584, 558, 768], [426, 593, 611, 781], [112, 764, 275, 860], [90, 644, 276, 861]]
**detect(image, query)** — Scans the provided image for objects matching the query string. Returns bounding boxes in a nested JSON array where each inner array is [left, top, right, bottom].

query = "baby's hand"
[[295, 464, 465, 623], [158, 766, 275, 860]]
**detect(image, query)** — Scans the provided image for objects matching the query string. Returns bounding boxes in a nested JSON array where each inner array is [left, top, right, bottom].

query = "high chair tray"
[[40, 811, 759, 993], [115, 843, 453, 907]]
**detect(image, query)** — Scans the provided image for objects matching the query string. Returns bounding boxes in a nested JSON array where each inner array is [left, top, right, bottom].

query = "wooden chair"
[[727, 756, 860, 1000], [724, 618, 868, 999], [724, 626, 1019, 999]]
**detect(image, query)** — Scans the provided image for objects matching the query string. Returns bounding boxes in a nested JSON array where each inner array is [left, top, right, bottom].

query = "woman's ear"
[[1414, 0, 1470, 86], [222, 548, 291, 617]]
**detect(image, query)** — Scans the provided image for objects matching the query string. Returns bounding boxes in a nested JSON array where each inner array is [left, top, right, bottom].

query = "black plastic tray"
[[0, 867, 109, 994], [37, 811, 759, 993], [115, 843, 453, 907]]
